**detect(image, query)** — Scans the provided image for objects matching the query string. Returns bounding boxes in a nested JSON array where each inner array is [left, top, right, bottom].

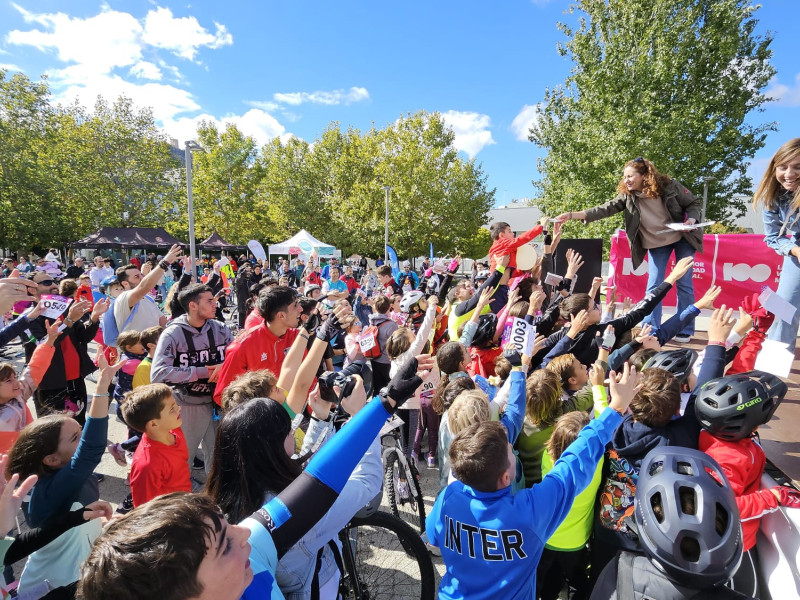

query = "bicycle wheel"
[[383, 450, 426, 533], [339, 510, 435, 600]]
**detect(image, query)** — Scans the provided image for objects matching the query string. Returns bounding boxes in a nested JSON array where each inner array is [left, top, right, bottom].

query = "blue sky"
[[1, 0, 798, 207]]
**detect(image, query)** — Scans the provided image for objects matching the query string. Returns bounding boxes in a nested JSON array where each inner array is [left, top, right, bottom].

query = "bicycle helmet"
[[643, 349, 698, 383], [100, 275, 119, 287], [694, 370, 787, 442], [636, 446, 742, 589], [475, 270, 490, 282], [399, 290, 424, 313], [471, 312, 498, 348]]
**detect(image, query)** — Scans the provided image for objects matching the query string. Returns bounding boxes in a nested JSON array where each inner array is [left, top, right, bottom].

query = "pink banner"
[[608, 230, 783, 308]]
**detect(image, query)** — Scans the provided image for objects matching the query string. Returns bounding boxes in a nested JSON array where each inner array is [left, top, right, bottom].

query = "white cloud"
[[246, 99, 281, 112], [766, 73, 800, 107], [141, 7, 232, 61], [441, 110, 495, 158], [510, 104, 541, 141], [0, 63, 22, 72], [273, 86, 370, 106], [162, 108, 288, 148], [8, 4, 144, 75], [129, 61, 162, 80]]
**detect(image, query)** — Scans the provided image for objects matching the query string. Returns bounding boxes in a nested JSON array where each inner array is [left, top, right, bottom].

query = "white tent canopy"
[[268, 229, 337, 257]]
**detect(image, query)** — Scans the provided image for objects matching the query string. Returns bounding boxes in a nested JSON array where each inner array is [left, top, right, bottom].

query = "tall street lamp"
[[383, 185, 391, 263], [185, 140, 204, 282], [701, 176, 716, 221]]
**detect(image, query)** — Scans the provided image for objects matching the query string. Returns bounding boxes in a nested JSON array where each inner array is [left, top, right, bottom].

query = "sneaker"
[[107, 443, 127, 467], [397, 479, 411, 501], [673, 334, 692, 343], [426, 456, 437, 469], [115, 494, 134, 515]]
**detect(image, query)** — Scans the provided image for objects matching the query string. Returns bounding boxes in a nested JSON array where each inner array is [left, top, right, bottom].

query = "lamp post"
[[383, 185, 391, 262], [185, 140, 204, 282], [701, 176, 716, 221]]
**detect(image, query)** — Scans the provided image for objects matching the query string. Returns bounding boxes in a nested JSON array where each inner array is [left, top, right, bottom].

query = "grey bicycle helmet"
[[636, 446, 742, 589], [694, 370, 787, 442], [644, 349, 698, 383], [399, 290, 424, 313]]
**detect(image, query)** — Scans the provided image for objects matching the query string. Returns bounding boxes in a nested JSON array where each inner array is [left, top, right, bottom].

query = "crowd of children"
[[0, 170, 797, 599]]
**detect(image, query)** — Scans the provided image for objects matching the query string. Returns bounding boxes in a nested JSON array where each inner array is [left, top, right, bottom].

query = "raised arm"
[[125, 244, 182, 308]]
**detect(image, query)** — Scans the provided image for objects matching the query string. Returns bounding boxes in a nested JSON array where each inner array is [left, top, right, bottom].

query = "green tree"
[[0, 70, 65, 250], [190, 121, 263, 245], [530, 0, 776, 247]]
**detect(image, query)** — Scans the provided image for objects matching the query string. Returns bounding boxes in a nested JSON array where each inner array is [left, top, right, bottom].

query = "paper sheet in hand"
[[39, 294, 72, 319], [658, 221, 716, 233], [754, 339, 795, 379], [758, 287, 797, 324]]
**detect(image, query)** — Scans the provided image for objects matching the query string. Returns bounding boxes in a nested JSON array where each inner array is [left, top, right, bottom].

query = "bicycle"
[[338, 504, 436, 599], [380, 415, 426, 533]]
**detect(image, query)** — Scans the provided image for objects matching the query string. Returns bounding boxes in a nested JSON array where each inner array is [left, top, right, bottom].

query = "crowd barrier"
[[608, 230, 782, 307]]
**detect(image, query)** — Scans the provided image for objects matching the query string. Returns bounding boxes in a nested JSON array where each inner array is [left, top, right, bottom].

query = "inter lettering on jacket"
[[443, 515, 526, 561]]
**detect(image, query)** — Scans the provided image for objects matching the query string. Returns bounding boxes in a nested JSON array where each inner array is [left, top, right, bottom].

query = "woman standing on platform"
[[754, 138, 800, 353], [555, 157, 702, 342]]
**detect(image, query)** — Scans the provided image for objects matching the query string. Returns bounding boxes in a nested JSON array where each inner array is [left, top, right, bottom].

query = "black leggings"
[[536, 545, 591, 600], [730, 546, 760, 598]]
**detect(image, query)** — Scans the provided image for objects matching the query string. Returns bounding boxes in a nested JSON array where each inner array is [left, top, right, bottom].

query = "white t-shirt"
[[89, 266, 114, 288], [114, 290, 163, 335]]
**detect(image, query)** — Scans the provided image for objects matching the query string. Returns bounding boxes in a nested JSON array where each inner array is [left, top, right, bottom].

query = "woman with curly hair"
[[556, 157, 702, 342], [753, 138, 800, 351]]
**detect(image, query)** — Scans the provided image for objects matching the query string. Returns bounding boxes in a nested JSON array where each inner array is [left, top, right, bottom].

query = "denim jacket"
[[273, 417, 382, 599], [763, 191, 800, 256]]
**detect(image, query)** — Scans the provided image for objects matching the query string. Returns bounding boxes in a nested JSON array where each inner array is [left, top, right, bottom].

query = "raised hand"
[[707, 305, 736, 344], [0, 454, 38, 535], [568, 309, 591, 338], [694, 285, 722, 310], [608, 363, 640, 414], [665, 256, 694, 285]]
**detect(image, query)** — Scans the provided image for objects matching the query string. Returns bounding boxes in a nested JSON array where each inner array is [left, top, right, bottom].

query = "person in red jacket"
[[213, 286, 301, 406], [696, 371, 800, 598], [123, 383, 191, 507], [487, 220, 544, 271]]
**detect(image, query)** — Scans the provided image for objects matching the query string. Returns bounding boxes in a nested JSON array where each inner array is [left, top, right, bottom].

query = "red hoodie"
[[213, 323, 299, 405], [698, 430, 779, 551], [488, 224, 543, 270]]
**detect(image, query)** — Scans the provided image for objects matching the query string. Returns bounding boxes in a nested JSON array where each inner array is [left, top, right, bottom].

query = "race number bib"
[[358, 333, 377, 353], [509, 317, 535, 356], [39, 295, 72, 319]]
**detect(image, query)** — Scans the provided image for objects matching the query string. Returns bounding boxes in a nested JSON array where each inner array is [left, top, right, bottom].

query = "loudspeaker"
[[552, 239, 603, 296]]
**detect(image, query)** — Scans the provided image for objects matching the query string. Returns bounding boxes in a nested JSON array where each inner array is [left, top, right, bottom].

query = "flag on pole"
[[386, 245, 400, 282]]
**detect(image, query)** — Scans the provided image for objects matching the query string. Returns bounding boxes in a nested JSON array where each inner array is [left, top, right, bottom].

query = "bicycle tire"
[[383, 450, 426, 533], [339, 510, 435, 600]]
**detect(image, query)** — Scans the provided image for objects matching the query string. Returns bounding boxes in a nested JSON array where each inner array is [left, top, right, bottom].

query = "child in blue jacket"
[[426, 363, 639, 600]]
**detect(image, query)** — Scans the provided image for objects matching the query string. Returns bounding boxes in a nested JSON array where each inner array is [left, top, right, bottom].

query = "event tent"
[[268, 229, 337, 257], [198, 231, 247, 252], [69, 227, 186, 249]]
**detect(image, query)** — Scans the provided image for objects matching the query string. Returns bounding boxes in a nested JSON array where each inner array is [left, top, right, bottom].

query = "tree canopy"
[[0, 69, 494, 258], [530, 0, 776, 247]]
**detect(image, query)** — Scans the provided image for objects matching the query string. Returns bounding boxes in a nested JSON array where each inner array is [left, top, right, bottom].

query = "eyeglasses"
[[36, 279, 55, 286], [633, 157, 645, 163]]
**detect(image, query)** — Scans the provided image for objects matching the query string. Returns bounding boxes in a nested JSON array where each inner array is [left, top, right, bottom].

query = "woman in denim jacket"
[[754, 138, 800, 352]]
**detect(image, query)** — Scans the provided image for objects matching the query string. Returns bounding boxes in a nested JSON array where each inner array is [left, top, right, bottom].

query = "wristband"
[[600, 345, 611, 352], [158, 260, 170, 271], [64, 317, 75, 325], [92, 392, 110, 397]]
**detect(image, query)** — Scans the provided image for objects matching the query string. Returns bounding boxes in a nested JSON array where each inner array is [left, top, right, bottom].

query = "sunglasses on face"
[[36, 279, 55, 286]]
